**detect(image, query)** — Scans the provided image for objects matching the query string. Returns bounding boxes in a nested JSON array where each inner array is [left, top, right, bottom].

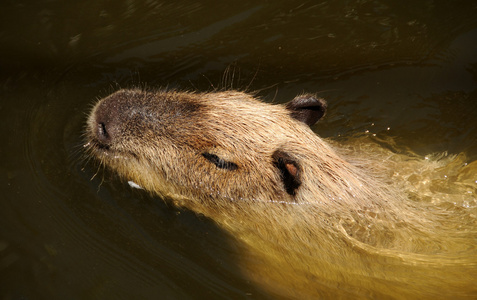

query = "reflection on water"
[[1, 0, 477, 299]]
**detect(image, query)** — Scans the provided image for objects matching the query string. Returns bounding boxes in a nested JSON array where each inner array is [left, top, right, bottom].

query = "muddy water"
[[1, 1, 476, 299]]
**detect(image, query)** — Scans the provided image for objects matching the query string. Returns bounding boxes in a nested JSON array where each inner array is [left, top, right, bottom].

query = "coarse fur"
[[85, 89, 477, 299]]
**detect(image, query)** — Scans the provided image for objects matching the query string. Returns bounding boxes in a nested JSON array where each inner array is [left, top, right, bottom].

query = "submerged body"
[[86, 89, 477, 299]]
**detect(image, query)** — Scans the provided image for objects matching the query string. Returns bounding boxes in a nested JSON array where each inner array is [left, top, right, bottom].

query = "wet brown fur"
[[86, 89, 477, 299]]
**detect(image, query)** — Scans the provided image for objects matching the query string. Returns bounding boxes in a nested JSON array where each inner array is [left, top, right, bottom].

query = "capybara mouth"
[[87, 139, 110, 151], [83, 140, 109, 161], [85, 139, 133, 160]]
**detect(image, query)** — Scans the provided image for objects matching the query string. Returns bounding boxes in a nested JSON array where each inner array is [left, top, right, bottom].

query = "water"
[[1, 1, 477, 299]]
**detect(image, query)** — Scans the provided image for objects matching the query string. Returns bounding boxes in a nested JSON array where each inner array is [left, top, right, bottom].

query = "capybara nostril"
[[96, 121, 110, 145]]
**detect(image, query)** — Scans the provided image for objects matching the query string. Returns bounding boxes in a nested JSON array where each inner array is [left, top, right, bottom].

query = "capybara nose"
[[91, 98, 122, 148]]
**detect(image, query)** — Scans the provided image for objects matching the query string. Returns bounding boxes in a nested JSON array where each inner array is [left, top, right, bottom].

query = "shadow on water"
[[1, 0, 477, 299]]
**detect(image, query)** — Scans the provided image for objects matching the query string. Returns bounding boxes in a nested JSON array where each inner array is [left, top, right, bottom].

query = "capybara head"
[[86, 89, 332, 205]]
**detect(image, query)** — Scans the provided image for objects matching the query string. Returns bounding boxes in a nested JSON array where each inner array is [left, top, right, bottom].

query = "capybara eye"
[[202, 153, 238, 171]]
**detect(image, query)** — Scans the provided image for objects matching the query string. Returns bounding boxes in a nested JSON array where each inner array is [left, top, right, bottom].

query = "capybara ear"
[[272, 150, 302, 196], [286, 94, 327, 126]]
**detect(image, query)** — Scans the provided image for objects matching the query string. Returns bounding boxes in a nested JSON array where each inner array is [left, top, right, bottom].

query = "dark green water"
[[1, 1, 477, 299]]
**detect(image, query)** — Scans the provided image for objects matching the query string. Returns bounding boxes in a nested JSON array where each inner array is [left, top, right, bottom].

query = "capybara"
[[85, 89, 477, 299]]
